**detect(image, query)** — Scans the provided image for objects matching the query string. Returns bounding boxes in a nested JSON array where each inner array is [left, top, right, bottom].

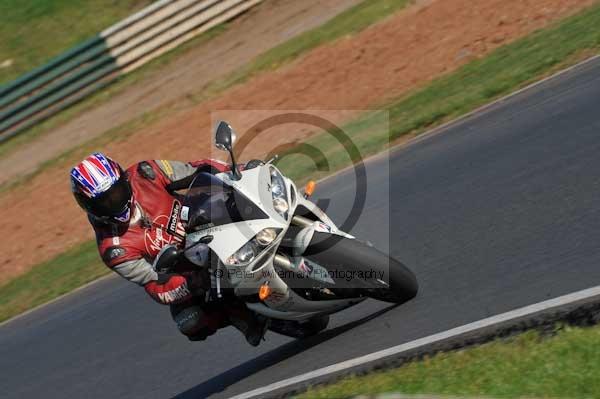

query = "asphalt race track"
[[4, 58, 600, 398]]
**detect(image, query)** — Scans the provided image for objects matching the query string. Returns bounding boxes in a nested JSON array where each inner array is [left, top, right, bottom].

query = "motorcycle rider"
[[70, 152, 268, 345]]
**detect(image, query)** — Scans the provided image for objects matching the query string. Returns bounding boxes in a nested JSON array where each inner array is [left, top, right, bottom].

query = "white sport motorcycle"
[[178, 121, 418, 338]]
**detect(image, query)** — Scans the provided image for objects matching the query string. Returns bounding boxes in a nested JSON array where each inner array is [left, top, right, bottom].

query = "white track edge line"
[[229, 284, 600, 399]]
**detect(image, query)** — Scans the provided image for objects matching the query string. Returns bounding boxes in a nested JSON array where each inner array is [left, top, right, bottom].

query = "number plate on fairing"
[[296, 258, 335, 284]]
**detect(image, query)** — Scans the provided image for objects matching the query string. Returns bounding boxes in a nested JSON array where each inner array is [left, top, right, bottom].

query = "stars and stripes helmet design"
[[70, 153, 132, 222]]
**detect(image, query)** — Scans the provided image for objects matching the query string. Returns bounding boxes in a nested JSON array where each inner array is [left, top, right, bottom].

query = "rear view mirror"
[[214, 120, 241, 180], [215, 121, 236, 152]]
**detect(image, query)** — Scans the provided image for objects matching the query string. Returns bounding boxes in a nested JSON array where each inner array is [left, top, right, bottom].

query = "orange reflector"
[[304, 180, 316, 198], [258, 283, 272, 301]]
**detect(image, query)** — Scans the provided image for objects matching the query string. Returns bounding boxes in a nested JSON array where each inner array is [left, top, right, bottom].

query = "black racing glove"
[[153, 245, 182, 274]]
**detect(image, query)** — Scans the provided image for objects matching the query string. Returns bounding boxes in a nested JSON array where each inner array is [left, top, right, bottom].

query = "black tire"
[[269, 315, 330, 338], [303, 233, 418, 304]]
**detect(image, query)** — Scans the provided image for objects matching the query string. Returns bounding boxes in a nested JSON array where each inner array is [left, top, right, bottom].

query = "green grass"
[[298, 325, 600, 398], [0, 0, 411, 167], [0, 240, 108, 322], [0, 0, 153, 85]]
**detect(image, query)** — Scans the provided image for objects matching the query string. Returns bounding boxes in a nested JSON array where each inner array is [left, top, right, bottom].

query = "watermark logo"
[[194, 110, 392, 288]]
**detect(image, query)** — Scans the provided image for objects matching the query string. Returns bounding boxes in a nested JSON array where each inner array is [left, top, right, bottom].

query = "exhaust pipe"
[[273, 253, 294, 272], [291, 215, 314, 228]]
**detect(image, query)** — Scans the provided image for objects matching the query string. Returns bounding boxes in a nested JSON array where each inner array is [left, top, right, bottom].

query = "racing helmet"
[[70, 152, 132, 222]]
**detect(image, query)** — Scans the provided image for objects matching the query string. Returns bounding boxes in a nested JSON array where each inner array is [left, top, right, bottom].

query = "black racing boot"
[[229, 309, 270, 346]]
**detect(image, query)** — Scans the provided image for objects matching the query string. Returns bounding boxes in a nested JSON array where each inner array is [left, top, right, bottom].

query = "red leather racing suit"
[[92, 159, 230, 339]]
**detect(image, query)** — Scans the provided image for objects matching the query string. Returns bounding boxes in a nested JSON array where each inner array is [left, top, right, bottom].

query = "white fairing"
[[184, 164, 362, 321]]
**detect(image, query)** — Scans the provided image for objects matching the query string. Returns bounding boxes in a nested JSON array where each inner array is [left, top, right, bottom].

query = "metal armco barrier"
[[0, 0, 262, 143]]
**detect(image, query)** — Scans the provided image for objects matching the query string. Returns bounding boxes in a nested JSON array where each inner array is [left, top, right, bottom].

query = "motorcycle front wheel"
[[302, 233, 418, 304]]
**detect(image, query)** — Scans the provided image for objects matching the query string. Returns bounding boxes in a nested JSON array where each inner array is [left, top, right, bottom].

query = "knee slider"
[[173, 306, 204, 336]]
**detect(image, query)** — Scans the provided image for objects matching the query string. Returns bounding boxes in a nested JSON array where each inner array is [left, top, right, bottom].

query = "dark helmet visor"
[[88, 177, 132, 217]]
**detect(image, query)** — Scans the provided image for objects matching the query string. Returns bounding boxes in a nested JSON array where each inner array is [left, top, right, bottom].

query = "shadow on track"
[[171, 303, 399, 399]]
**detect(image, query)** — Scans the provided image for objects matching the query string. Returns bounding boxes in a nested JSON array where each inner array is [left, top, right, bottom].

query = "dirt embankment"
[[0, 0, 594, 283]]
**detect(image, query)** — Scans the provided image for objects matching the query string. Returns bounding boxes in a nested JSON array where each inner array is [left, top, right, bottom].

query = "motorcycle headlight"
[[271, 179, 284, 197], [270, 168, 289, 218], [226, 242, 256, 265], [255, 227, 278, 246], [225, 228, 282, 266], [272, 197, 289, 214]]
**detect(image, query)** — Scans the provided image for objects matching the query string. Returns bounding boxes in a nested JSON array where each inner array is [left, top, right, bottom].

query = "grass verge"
[[0, 0, 411, 166], [297, 325, 600, 398], [0, 0, 153, 84], [2, 2, 600, 323]]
